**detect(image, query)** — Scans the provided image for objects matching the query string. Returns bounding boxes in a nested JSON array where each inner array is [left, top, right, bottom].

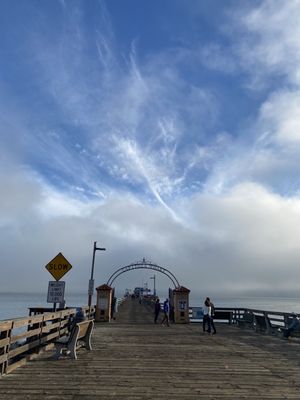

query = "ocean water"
[[0, 292, 88, 321], [1, 292, 300, 321]]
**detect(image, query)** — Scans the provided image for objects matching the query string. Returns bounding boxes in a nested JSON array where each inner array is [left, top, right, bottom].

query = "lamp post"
[[150, 275, 156, 296], [88, 241, 106, 316]]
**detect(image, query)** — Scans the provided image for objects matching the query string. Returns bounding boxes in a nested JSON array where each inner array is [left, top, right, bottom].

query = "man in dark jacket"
[[154, 298, 161, 323]]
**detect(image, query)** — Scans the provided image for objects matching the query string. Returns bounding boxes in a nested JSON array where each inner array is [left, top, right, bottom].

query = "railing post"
[[5, 321, 13, 375], [39, 315, 45, 348], [0, 321, 12, 376], [263, 311, 272, 334]]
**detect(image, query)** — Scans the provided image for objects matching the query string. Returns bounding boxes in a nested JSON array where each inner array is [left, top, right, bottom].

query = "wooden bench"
[[54, 320, 94, 359]]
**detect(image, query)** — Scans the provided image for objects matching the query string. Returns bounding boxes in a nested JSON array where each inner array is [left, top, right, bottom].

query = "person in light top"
[[203, 297, 211, 334]]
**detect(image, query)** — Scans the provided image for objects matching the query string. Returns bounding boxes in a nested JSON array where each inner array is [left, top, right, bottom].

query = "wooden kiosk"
[[95, 284, 113, 322], [172, 286, 190, 324]]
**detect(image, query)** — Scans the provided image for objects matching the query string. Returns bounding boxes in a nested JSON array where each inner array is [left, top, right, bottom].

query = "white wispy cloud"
[[114, 137, 180, 220], [258, 89, 300, 145], [194, 1, 300, 196], [198, 43, 237, 74], [234, 0, 300, 86], [8, 2, 225, 209]]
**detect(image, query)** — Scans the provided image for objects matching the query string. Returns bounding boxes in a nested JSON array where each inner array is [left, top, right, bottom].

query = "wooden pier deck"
[[1, 299, 300, 399]]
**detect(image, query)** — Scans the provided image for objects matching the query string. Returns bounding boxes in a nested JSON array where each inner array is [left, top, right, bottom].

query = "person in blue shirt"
[[69, 307, 86, 332], [161, 299, 170, 327], [283, 314, 300, 338]]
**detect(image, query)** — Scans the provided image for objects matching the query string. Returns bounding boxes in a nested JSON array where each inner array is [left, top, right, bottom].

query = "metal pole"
[[88, 241, 106, 316], [150, 275, 156, 296]]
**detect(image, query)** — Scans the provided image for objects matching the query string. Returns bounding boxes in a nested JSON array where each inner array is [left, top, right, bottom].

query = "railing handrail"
[[189, 306, 298, 330], [0, 305, 95, 376], [189, 306, 298, 316]]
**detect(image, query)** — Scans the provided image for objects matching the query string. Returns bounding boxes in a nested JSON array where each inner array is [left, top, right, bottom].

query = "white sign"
[[47, 281, 65, 303], [98, 298, 108, 309], [88, 279, 94, 296], [179, 300, 187, 310]]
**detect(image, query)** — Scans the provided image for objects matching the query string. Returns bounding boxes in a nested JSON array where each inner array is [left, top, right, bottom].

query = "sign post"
[[88, 242, 106, 316], [45, 252, 73, 311]]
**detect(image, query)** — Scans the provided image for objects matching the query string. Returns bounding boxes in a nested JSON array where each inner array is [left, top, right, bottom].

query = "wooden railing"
[[0, 306, 95, 376], [189, 306, 296, 333]]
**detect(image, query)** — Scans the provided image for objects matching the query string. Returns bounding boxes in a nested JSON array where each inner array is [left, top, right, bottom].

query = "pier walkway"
[[1, 299, 300, 399]]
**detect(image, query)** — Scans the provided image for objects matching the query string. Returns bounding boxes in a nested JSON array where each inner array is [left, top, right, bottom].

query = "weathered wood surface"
[[0, 299, 300, 399]]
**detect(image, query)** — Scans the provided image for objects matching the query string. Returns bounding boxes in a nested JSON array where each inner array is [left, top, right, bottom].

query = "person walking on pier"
[[203, 297, 211, 334], [161, 299, 170, 327], [283, 313, 300, 339], [210, 299, 217, 335], [154, 298, 161, 323]]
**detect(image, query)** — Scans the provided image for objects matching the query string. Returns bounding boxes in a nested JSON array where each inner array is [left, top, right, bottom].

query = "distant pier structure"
[[95, 258, 190, 324]]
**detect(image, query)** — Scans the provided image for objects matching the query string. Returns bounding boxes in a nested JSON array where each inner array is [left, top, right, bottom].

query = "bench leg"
[[69, 347, 77, 359], [84, 335, 92, 351], [84, 321, 94, 351], [54, 345, 63, 359], [67, 341, 77, 359]]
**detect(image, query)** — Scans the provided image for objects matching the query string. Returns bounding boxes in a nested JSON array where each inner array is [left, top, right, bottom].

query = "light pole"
[[88, 241, 106, 316], [150, 275, 156, 296]]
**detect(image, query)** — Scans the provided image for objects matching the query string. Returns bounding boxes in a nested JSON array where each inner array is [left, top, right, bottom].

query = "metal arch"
[[108, 266, 177, 287], [106, 258, 180, 288]]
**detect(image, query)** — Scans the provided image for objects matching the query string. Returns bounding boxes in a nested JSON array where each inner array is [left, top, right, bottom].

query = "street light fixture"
[[88, 241, 106, 315], [150, 275, 156, 296]]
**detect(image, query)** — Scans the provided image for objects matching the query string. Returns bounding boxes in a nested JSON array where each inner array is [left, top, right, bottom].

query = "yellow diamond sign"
[[45, 252, 72, 281]]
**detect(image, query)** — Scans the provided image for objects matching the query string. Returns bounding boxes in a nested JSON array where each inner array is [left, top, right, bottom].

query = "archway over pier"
[[95, 258, 190, 324], [106, 258, 180, 288]]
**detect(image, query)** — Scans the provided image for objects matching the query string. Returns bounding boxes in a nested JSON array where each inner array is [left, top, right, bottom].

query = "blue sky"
[[1, 0, 300, 299]]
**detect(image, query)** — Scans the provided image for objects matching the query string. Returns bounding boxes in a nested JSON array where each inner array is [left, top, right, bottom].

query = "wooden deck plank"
[[0, 299, 300, 399]]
